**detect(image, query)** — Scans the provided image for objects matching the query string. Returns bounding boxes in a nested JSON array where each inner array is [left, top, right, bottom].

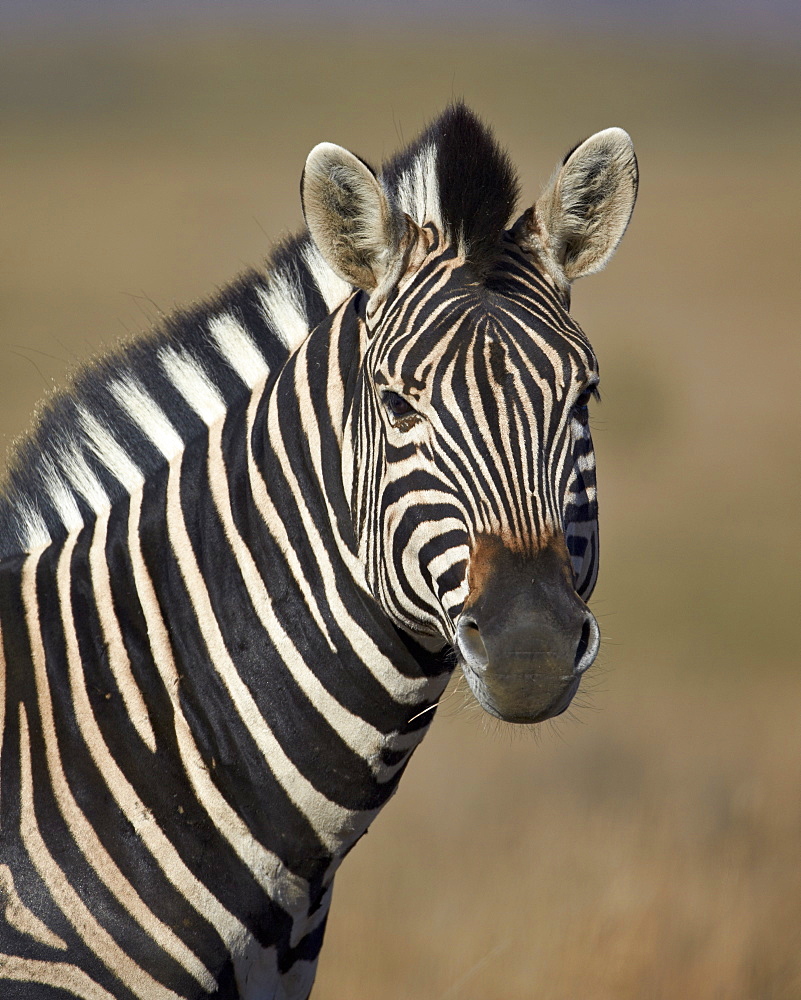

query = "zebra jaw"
[[454, 534, 600, 725]]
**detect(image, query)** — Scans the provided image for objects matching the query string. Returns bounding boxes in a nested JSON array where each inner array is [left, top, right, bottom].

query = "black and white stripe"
[[0, 104, 636, 997]]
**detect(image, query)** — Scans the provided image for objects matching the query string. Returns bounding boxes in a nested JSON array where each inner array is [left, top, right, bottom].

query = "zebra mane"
[[0, 104, 516, 557], [0, 240, 350, 557], [381, 102, 520, 276]]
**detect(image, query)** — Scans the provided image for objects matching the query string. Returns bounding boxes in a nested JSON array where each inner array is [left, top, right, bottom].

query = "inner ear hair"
[[513, 128, 638, 287], [302, 143, 407, 292]]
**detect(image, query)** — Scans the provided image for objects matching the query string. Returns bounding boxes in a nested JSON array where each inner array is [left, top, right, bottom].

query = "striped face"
[[303, 110, 636, 724], [346, 234, 601, 719]]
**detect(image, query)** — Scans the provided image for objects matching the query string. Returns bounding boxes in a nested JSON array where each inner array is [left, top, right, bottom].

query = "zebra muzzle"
[[455, 534, 600, 724]]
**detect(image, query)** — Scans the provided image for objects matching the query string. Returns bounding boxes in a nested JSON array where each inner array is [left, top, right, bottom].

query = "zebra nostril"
[[574, 613, 601, 674], [456, 615, 489, 671]]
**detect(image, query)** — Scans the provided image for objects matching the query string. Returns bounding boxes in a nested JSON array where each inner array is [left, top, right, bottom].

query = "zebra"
[[0, 104, 637, 998]]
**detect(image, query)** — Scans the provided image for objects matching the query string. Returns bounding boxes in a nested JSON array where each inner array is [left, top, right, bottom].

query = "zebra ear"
[[302, 143, 406, 293], [513, 128, 638, 286]]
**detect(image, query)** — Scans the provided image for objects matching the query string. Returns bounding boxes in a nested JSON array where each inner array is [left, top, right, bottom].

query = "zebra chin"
[[453, 534, 601, 725], [458, 658, 583, 725]]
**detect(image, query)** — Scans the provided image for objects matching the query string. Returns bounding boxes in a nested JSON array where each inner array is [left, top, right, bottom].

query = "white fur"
[[0, 864, 67, 951], [208, 313, 270, 389], [256, 270, 310, 352], [78, 407, 145, 493], [300, 242, 352, 313], [109, 378, 184, 461], [41, 457, 82, 533], [17, 500, 51, 552], [61, 446, 109, 516], [394, 143, 441, 229], [159, 347, 227, 427]]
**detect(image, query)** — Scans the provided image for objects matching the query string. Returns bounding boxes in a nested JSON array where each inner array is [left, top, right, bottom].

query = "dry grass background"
[[1, 25, 800, 999]]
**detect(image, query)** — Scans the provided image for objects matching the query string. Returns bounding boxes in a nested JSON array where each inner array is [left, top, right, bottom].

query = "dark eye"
[[573, 385, 599, 416], [383, 391, 415, 418]]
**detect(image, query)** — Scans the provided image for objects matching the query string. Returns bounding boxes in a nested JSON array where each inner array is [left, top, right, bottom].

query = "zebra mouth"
[[458, 656, 582, 725]]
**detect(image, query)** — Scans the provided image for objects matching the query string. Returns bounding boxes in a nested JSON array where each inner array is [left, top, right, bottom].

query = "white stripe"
[[427, 544, 469, 586], [85, 510, 157, 751], [159, 347, 227, 426], [78, 408, 145, 493], [60, 445, 109, 515], [256, 270, 309, 351], [208, 313, 270, 389], [0, 864, 67, 951], [440, 583, 469, 615], [41, 457, 82, 533], [300, 243, 352, 313], [240, 384, 348, 650], [232, 939, 280, 1000], [393, 144, 441, 229], [16, 499, 51, 552], [109, 378, 184, 461], [0, 953, 115, 999]]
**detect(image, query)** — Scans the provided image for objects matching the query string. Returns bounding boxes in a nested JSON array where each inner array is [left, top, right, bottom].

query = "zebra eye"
[[574, 390, 592, 410], [572, 385, 599, 417], [383, 391, 415, 419]]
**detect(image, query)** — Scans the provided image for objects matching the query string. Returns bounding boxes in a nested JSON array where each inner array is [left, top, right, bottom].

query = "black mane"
[[381, 102, 519, 277]]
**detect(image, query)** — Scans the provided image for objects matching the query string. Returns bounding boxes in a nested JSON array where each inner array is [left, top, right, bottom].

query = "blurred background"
[[2, 2, 800, 997]]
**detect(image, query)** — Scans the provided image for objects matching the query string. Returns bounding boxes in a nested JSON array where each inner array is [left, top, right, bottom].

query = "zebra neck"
[[0, 241, 349, 560]]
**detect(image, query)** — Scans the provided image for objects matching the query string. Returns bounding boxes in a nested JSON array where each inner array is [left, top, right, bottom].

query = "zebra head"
[[302, 106, 637, 724]]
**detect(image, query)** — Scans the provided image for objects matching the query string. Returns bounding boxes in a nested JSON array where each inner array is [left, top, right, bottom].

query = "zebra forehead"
[[382, 299, 594, 388]]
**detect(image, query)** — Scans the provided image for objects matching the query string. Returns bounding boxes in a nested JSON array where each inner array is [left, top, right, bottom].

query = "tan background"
[[2, 25, 800, 999]]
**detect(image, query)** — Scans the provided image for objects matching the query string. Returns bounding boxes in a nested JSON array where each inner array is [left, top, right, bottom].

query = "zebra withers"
[[0, 105, 637, 997]]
